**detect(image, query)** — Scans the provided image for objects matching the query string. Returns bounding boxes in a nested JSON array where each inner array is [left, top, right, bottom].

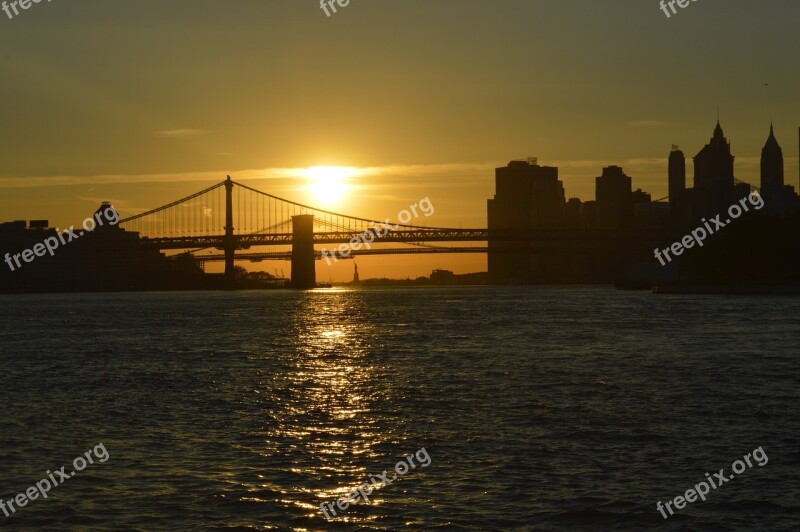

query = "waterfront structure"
[[487, 158, 567, 282]]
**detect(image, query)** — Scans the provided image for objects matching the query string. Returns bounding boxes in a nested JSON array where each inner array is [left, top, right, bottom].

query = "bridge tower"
[[223, 176, 236, 288], [290, 214, 316, 289]]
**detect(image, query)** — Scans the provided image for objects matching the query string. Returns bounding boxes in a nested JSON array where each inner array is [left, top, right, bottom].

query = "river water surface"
[[0, 286, 797, 530]]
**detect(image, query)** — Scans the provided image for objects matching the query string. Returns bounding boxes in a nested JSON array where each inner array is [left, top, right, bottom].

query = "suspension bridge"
[[118, 176, 494, 288]]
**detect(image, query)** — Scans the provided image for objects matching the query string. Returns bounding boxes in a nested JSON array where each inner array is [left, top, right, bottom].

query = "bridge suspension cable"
[[230, 179, 465, 232], [118, 182, 227, 238]]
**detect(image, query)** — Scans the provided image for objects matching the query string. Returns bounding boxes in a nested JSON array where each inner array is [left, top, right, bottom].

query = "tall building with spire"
[[761, 123, 784, 193], [760, 124, 798, 215], [692, 121, 737, 218]]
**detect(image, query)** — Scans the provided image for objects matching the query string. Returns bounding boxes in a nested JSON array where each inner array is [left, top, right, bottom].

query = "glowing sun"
[[302, 166, 357, 206]]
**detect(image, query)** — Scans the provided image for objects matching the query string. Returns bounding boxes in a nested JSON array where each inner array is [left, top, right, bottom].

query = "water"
[[0, 286, 798, 531]]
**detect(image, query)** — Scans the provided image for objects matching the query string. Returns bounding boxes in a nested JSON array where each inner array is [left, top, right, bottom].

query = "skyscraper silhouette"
[[668, 146, 686, 230], [487, 159, 567, 282], [595, 166, 633, 231], [693, 121, 736, 217], [759, 124, 797, 215], [761, 123, 784, 192]]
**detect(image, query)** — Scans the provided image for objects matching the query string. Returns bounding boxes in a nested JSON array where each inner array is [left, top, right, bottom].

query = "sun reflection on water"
[[250, 290, 392, 523]]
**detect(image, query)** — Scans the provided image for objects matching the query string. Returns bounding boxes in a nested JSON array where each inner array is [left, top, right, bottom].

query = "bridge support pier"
[[290, 214, 316, 289], [223, 176, 236, 289]]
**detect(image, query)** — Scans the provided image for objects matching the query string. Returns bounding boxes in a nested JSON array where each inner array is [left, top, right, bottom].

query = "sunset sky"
[[1, 0, 798, 280]]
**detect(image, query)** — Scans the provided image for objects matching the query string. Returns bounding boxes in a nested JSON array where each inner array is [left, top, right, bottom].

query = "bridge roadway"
[[141, 228, 670, 251], [191, 246, 490, 262]]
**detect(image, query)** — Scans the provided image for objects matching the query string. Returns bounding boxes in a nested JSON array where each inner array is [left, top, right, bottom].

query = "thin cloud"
[[153, 128, 210, 138]]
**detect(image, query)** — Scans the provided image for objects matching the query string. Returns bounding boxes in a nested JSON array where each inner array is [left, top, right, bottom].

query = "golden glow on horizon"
[[302, 166, 358, 206]]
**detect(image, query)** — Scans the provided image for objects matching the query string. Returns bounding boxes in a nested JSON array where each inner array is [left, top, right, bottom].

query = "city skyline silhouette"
[[3, 117, 798, 291]]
